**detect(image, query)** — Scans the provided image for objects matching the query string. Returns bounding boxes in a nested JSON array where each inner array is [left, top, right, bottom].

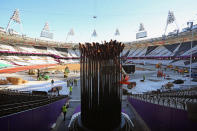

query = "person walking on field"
[[69, 86, 73, 95], [62, 104, 67, 121], [51, 79, 54, 85], [143, 75, 146, 81]]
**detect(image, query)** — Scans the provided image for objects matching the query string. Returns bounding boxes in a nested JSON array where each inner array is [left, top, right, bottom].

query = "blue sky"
[[0, 0, 197, 43]]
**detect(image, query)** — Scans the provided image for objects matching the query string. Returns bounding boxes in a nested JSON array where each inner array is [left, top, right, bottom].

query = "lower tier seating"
[[0, 90, 67, 117]]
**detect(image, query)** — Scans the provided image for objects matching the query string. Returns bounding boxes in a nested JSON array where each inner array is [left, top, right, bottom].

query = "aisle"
[[52, 81, 81, 131]]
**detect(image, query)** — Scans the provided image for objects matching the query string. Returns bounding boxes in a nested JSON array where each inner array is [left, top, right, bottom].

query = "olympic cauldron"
[[69, 40, 130, 131]]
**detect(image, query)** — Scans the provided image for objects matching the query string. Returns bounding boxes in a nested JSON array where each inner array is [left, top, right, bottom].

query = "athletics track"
[[0, 64, 57, 74]]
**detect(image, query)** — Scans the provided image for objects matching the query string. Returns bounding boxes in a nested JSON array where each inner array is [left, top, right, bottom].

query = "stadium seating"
[[0, 62, 12, 69], [0, 89, 67, 117], [125, 41, 197, 67], [0, 39, 197, 68], [129, 87, 197, 110], [0, 43, 80, 67], [164, 43, 180, 53]]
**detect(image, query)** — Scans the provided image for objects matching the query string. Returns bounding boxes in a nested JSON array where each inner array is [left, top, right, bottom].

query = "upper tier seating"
[[125, 41, 197, 67]]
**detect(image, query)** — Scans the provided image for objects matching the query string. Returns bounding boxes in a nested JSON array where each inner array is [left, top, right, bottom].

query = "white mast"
[[164, 10, 179, 36], [115, 28, 120, 36], [6, 9, 23, 35], [66, 28, 75, 42], [92, 29, 97, 37]]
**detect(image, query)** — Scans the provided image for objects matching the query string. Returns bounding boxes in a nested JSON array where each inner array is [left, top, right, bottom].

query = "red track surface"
[[0, 64, 57, 74]]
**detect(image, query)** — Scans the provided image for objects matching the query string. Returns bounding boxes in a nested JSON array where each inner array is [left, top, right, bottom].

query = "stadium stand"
[[164, 43, 180, 53], [0, 89, 67, 117], [124, 41, 197, 67], [0, 61, 12, 69], [129, 87, 197, 110], [145, 46, 158, 56], [0, 43, 80, 67], [174, 42, 193, 56]]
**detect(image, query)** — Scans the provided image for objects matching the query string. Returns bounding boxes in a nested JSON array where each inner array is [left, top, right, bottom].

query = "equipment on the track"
[[6, 77, 28, 85], [28, 69, 36, 75], [38, 72, 50, 81], [156, 63, 162, 69]]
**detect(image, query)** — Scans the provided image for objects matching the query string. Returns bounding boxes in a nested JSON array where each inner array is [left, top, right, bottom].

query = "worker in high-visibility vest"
[[69, 86, 73, 95], [62, 104, 67, 121]]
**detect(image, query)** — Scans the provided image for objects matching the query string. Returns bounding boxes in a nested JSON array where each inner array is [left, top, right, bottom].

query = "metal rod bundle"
[[79, 40, 124, 130]]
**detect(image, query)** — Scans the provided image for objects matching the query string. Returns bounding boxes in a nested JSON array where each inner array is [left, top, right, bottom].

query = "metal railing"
[[129, 88, 197, 110]]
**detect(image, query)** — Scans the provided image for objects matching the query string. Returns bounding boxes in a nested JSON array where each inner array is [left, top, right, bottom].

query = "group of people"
[[67, 79, 73, 95], [67, 79, 78, 95], [73, 70, 78, 74], [67, 79, 78, 86], [50, 79, 78, 122], [51, 79, 73, 95]]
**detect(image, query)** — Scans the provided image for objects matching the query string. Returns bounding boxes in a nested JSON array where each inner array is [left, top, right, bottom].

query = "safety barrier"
[[128, 91, 197, 131]]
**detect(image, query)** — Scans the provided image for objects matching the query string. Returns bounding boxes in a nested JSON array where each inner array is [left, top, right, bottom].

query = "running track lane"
[[0, 64, 57, 74]]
